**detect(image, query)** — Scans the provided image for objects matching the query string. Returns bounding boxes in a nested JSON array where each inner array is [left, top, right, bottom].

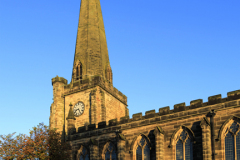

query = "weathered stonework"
[[49, 0, 240, 159], [153, 126, 164, 160], [50, 77, 128, 137], [66, 91, 240, 160], [50, 0, 128, 141], [200, 117, 211, 160], [71, 0, 112, 84]]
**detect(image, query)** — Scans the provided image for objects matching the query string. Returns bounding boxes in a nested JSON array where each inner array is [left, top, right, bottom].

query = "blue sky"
[[0, 0, 239, 136]]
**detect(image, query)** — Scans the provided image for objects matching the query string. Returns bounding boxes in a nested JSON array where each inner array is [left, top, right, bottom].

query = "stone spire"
[[71, 0, 112, 84], [66, 103, 76, 136], [66, 103, 76, 120]]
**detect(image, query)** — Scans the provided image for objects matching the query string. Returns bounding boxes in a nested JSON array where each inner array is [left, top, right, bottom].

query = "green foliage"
[[0, 123, 71, 160]]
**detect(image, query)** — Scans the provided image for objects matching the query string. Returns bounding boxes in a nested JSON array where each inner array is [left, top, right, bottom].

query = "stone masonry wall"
[[64, 86, 128, 134], [104, 89, 127, 124], [68, 89, 240, 160], [65, 88, 92, 133], [50, 76, 67, 134]]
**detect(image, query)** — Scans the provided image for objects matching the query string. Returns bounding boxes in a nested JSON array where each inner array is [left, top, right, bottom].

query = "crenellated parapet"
[[52, 75, 68, 86], [62, 75, 127, 105], [67, 89, 240, 140]]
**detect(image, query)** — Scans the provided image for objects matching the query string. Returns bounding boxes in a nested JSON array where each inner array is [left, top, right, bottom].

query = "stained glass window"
[[85, 154, 89, 160], [105, 143, 117, 160], [176, 130, 193, 160], [237, 132, 240, 160], [82, 148, 86, 155], [109, 143, 113, 151], [80, 155, 84, 160], [176, 140, 183, 160], [135, 136, 150, 160], [185, 139, 193, 160], [180, 131, 187, 141], [140, 138, 146, 146], [144, 145, 150, 160], [78, 147, 89, 160], [105, 150, 110, 160], [112, 149, 117, 160], [230, 122, 239, 133], [224, 122, 240, 160], [136, 146, 142, 160], [225, 132, 234, 160]]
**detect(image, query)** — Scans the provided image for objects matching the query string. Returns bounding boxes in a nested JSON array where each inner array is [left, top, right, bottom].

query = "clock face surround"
[[73, 101, 85, 117]]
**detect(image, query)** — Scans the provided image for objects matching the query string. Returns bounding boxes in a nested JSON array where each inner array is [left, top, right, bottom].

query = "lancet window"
[[77, 147, 89, 160], [76, 63, 82, 81], [104, 142, 117, 160], [73, 61, 82, 82], [176, 130, 193, 160], [135, 135, 150, 160], [225, 121, 240, 160], [106, 65, 112, 83]]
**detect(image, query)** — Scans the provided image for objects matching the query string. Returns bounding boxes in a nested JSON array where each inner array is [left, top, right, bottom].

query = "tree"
[[48, 129, 71, 160], [22, 123, 50, 159], [0, 132, 26, 160], [0, 123, 71, 160]]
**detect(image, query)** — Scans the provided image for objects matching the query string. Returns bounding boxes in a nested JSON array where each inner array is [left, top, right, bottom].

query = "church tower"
[[49, 0, 128, 136]]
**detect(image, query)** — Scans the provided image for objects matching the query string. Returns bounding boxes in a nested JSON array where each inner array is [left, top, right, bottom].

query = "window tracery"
[[224, 121, 240, 160], [176, 130, 193, 160], [104, 142, 117, 160], [135, 135, 150, 160], [77, 146, 89, 160]]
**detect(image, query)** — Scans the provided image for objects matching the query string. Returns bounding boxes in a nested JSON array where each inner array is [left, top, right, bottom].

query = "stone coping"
[[68, 99, 240, 140]]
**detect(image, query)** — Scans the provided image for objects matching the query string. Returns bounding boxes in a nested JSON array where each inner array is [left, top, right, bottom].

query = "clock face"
[[73, 101, 85, 117]]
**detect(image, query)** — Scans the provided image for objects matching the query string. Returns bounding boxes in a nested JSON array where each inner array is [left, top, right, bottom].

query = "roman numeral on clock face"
[[73, 101, 85, 117]]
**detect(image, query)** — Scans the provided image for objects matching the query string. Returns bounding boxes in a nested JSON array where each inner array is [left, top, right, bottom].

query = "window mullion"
[[78, 65, 80, 79], [110, 150, 112, 160], [234, 135, 237, 160], [183, 141, 185, 160]]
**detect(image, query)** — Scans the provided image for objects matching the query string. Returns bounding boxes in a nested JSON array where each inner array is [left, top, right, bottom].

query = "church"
[[49, 0, 240, 160]]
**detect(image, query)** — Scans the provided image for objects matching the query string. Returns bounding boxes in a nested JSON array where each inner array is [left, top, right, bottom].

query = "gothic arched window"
[[77, 146, 89, 160], [74, 61, 82, 82], [135, 135, 150, 160], [225, 122, 240, 160], [104, 143, 117, 160], [176, 130, 193, 160], [105, 65, 112, 84]]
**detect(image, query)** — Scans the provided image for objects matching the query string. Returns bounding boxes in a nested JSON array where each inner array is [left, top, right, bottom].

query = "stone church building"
[[49, 0, 240, 160]]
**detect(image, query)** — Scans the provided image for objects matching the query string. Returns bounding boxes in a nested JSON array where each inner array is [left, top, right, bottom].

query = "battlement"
[[52, 76, 68, 85], [62, 75, 127, 104], [68, 89, 240, 139]]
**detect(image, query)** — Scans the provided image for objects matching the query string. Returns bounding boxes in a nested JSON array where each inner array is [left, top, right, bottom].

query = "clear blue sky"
[[0, 0, 239, 136]]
